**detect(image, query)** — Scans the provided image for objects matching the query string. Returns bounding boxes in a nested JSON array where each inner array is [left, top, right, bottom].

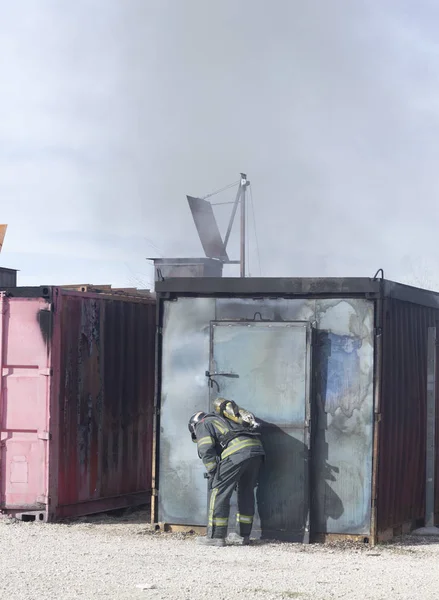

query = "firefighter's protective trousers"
[[208, 455, 263, 538], [195, 414, 265, 539]]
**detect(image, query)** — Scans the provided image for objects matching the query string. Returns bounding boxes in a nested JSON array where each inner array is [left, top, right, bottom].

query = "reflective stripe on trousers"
[[236, 513, 253, 525], [207, 456, 262, 539], [208, 488, 218, 528]]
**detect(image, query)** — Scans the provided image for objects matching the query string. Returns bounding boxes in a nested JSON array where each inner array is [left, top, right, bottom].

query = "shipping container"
[[0, 267, 17, 288], [0, 286, 155, 521], [152, 277, 439, 544]]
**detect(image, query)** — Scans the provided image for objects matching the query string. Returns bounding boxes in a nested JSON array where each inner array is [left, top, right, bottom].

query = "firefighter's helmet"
[[188, 411, 206, 442]]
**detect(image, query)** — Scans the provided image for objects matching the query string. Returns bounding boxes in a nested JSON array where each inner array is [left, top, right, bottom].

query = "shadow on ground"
[[383, 534, 439, 547], [61, 504, 152, 526]]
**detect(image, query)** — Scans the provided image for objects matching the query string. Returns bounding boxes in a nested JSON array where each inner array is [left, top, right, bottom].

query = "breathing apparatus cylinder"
[[213, 397, 259, 430]]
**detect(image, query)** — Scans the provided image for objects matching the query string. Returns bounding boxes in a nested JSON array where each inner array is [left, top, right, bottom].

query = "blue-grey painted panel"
[[211, 322, 309, 424], [159, 296, 374, 535], [211, 321, 311, 541], [313, 299, 374, 534], [215, 297, 315, 322], [158, 297, 215, 525], [216, 297, 374, 535]]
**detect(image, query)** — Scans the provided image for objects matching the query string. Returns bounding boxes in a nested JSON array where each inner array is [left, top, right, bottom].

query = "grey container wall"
[[153, 277, 439, 543]]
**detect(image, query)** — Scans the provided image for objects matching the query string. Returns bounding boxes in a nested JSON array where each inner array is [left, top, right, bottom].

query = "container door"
[[210, 321, 312, 542], [0, 295, 52, 515]]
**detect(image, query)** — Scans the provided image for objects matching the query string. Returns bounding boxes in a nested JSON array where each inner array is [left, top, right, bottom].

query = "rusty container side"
[[436, 332, 439, 520], [377, 298, 439, 535], [54, 289, 156, 519]]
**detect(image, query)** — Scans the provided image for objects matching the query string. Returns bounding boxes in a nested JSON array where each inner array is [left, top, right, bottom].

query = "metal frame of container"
[[153, 277, 439, 544], [0, 286, 155, 521]]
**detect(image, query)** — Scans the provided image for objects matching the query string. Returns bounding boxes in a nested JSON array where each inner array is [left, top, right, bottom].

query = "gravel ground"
[[1, 511, 439, 600]]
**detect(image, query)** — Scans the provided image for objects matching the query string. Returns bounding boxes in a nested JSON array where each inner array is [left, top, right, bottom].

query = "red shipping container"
[[0, 287, 155, 521]]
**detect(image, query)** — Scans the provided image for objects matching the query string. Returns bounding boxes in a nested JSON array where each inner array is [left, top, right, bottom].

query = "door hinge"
[[152, 489, 158, 497], [37, 431, 51, 441], [374, 413, 382, 423], [374, 327, 382, 337]]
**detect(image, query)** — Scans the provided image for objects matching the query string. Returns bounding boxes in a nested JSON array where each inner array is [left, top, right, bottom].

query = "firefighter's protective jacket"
[[194, 414, 265, 475]]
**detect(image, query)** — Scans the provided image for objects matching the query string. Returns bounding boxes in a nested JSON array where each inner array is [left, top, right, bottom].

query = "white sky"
[[1, 1, 439, 289]]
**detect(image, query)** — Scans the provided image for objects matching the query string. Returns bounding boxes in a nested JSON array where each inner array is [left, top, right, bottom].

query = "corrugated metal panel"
[[55, 290, 156, 518], [0, 287, 156, 521], [377, 298, 439, 533], [0, 295, 52, 516]]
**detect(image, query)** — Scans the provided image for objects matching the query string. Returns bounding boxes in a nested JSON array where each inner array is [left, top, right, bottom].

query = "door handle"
[[205, 371, 239, 393], [205, 371, 239, 378]]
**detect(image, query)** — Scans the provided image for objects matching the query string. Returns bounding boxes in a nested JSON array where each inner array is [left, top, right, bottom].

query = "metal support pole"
[[414, 326, 439, 535], [222, 173, 249, 277], [240, 176, 246, 278], [223, 183, 242, 251]]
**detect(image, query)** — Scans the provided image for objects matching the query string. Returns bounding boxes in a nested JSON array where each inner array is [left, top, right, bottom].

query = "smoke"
[[1, 1, 439, 287]]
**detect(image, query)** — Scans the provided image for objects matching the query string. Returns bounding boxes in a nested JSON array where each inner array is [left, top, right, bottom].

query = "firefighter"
[[188, 405, 265, 547]]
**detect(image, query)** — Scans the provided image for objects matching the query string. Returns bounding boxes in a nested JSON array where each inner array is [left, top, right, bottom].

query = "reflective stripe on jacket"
[[195, 414, 264, 473]]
